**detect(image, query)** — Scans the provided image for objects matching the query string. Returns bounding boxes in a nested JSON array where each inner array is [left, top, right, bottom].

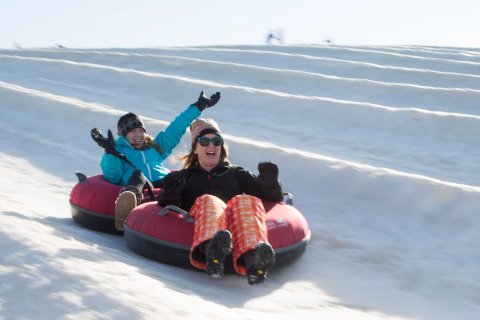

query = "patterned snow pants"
[[189, 194, 269, 275]]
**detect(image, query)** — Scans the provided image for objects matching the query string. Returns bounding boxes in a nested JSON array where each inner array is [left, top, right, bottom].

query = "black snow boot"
[[124, 170, 148, 204], [244, 242, 275, 285], [114, 185, 142, 231], [114, 171, 146, 231], [205, 230, 232, 278]]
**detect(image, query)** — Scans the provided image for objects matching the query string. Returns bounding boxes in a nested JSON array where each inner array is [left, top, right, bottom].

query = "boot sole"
[[114, 191, 137, 231], [248, 243, 275, 285], [206, 230, 232, 277], [253, 242, 275, 270]]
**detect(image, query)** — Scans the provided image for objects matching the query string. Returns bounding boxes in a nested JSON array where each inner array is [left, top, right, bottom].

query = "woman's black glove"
[[158, 171, 186, 207], [191, 91, 221, 111], [91, 128, 119, 156], [257, 162, 283, 202]]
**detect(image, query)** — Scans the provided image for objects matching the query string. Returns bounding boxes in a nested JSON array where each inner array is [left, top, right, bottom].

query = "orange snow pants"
[[189, 194, 269, 275]]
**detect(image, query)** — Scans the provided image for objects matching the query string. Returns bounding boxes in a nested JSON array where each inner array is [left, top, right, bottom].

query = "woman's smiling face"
[[195, 133, 223, 171], [125, 127, 146, 149]]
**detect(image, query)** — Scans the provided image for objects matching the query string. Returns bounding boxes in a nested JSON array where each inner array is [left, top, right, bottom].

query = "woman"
[[91, 91, 220, 231], [158, 118, 283, 285]]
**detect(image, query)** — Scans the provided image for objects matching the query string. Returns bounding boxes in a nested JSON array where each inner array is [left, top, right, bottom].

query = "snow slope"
[[1, 44, 479, 319]]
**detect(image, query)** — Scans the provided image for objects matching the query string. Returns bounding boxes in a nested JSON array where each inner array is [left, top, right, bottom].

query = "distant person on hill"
[[91, 91, 221, 231], [266, 28, 283, 44], [266, 32, 280, 44], [266, 32, 276, 44], [157, 118, 283, 285]]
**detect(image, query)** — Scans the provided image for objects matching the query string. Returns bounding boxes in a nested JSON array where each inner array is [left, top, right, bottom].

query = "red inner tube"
[[70, 175, 311, 269]]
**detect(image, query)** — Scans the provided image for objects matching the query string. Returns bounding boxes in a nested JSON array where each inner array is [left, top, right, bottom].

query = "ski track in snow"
[[1, 45, 479, 320]]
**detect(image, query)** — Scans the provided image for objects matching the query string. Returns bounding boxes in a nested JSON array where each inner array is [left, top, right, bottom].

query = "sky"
[[2, 0, 480, 49], [1, 42, 480, 319]]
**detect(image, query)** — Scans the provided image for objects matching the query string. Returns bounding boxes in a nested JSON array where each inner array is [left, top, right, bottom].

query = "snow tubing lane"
[[69, 174, 160, 235], [124, 201, 311, 272]]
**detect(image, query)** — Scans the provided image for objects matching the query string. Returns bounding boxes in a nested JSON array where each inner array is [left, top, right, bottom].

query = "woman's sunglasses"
[[197, 136, 223, 147]]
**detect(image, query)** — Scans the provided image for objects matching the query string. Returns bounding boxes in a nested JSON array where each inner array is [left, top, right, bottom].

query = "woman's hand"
[[257, 162, 283, 202], [192, 91, 221, 111], [158, 171, 186, 206], [91, 128, 118, 156]]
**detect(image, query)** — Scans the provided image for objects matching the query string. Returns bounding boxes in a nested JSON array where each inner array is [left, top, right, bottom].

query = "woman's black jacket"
[[159, 161, 265, 212]]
